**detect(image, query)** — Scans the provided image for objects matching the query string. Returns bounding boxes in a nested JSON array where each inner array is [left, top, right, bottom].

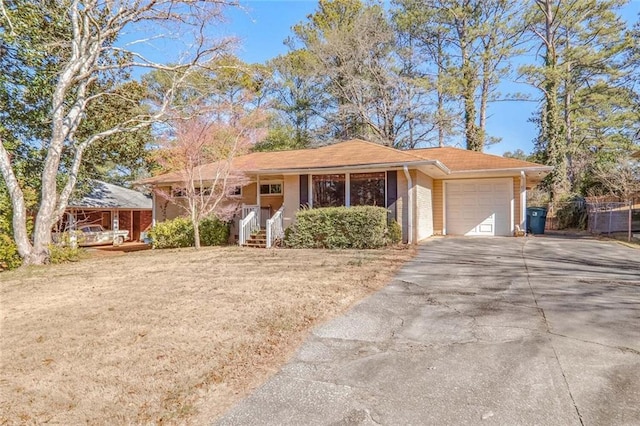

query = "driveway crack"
[[521, 239, 585, 426], [547, 331, 640, 355]]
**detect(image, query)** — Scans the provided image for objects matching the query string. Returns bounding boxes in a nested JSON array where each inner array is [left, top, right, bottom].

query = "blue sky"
[[174, 0, 640, 155]]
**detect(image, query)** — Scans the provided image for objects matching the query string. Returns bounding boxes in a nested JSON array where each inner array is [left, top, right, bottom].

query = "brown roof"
[[409, 146, 547, 172], [232, 139, 429, 171], [140, 139, 550, 185]]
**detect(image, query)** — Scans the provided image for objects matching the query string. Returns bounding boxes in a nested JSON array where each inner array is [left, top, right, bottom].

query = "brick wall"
[[433, 180, 443, 235], [415, 171, 434, 241]]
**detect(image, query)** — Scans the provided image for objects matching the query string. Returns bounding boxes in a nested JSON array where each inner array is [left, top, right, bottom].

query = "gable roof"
[[68, 181, 152, 210], [139, 139, 551, 185]]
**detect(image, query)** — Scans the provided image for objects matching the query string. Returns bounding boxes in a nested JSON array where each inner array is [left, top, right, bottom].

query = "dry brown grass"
[[0, 246, 414, 424]]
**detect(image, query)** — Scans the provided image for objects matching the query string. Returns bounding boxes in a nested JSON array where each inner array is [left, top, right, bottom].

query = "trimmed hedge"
[[148, 216, 229, 249], [284, 206, 400, 249]]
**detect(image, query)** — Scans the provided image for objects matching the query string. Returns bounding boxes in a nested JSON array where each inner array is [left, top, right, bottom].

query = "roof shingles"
[[139, 139, 550, 185]]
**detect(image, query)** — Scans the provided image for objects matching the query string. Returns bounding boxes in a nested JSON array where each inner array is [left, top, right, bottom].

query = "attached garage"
[[444, 178, 513, 236]]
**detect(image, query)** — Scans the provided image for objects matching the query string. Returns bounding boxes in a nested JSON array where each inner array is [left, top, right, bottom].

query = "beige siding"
[[260, 195, 283, 212], [153, 186, 185, 222], [433, 180, 443, 235], [415, 171, 434, 241], [283, 175, 300, 229], [241, 183, 258, 206]]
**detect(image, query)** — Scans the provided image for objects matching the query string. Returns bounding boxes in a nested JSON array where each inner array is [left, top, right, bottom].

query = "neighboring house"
[[139, 139, 552, 244], [58, 181, 153, 242]]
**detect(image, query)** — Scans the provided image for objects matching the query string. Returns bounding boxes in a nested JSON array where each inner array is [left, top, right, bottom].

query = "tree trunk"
[[0, 140, 34, 262], [479, 38, 492, 150], [192, 205, 201, 249], [459, 17, 480, 152], [463, 68, 479, 151], [193, 218, 201, 249], [563, 42, 574, 190], [542, 0, 569, 201], [436, 39, 446, 148]]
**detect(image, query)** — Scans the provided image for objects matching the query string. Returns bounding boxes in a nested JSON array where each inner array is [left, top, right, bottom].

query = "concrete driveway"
[[218, 236, 640, 425]]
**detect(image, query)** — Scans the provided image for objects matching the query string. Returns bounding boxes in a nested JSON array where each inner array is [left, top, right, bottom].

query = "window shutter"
[[300, 175, 309, 207], [386, 171, 397, 220]]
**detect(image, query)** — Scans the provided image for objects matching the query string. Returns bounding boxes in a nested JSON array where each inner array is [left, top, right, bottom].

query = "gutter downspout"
[[521, 171, 527, 236], [403, 165, 413, 244]]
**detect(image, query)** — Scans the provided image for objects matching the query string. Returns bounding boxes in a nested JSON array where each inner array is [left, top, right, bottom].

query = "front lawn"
[[0, 246, 413, 424]]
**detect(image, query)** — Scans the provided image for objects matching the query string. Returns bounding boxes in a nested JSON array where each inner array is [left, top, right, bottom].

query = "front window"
[[350, 172, 385, 207], [313, 174, 345, 207], [260, 183, 282, 195]]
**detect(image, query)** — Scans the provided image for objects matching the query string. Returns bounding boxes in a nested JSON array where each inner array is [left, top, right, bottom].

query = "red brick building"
[[58, 181, 152, 242]]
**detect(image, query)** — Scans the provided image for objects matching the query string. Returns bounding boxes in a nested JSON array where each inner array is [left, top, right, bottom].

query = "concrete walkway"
[[218, 237, 640, 425]]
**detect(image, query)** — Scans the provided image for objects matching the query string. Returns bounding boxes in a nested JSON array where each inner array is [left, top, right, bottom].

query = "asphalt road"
[[218, 236, 640, 425]]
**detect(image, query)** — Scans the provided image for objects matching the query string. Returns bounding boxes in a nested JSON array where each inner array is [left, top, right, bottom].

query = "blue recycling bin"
[[526, 207, 547, 235]]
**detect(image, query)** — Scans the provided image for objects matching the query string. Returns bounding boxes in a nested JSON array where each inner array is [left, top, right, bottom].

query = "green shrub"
[[48, 244, 84, 264], [148, 216, 230, 249], [387, 219, 402, 244], [555, 194, 587, 230], [284, 206, 395, 249], [148, 217, 195, 249], [199, 217, 230, 246], [0, 234, 22, 271]]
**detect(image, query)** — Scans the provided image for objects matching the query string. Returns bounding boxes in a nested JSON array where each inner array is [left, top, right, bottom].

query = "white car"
[[75, 225, 129, 247]]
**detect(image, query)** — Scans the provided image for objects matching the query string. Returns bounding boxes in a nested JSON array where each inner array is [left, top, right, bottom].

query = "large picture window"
[[312, 174, 345, 207], [350, 172, 385, 207]]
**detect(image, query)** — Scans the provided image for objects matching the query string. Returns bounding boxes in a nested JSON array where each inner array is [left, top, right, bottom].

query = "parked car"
[[74, 225, 129, 247]]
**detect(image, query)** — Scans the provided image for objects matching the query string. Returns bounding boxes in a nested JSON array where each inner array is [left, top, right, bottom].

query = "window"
[[172, 187, 212, 197], [171, 188, 186, 197], [260, 183, 282, 195], [231, 186, 242, 196], [313, 174, 345, 207], [350, 172, 385, 207]]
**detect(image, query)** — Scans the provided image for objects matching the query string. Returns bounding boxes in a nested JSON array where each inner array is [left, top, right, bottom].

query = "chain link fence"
[[542, 196, 639, 241], [585, 197, 639, 240]]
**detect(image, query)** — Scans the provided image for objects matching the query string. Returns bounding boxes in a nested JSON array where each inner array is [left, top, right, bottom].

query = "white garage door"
[[445, 179, 512, 236]]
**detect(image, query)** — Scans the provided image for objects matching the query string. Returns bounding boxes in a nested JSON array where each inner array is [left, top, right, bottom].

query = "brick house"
[[140, 139, 552, 245]]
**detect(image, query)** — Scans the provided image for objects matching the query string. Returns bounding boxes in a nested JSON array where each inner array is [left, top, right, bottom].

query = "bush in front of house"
[[148, 217, 194, 248], [0, 234, 22, 271], [48, 244, 84, 264], [284, 206, 399, 249], [199, 217, 230, 246], [387, 219, 402, 244], [148, 216, 229, 249]]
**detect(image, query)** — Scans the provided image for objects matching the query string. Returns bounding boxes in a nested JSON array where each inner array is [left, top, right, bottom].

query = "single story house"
[[57, 180, 153, 241], [139, 139, 552, 244]]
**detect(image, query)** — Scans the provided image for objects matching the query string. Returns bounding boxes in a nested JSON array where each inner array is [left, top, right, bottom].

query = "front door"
[[260, 206, 271, 227]]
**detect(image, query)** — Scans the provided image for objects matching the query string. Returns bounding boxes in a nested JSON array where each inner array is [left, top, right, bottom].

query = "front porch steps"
[[243, 230, 267, 248]]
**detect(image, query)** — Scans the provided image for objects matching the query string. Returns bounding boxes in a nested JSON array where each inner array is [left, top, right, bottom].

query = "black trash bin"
[[526, 207, 547, 235]]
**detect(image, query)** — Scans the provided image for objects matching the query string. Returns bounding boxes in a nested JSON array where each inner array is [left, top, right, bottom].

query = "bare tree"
[[593, 157, 640, 201], [152, 106, 266, 249], [0, 0, 237, 264], [593, 156, 640, 241]]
